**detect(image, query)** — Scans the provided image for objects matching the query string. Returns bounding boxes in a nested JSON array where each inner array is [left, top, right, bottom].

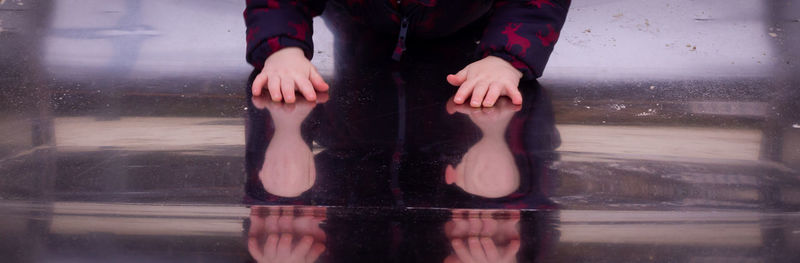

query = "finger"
[[265, 213, 280, 234], [310, 67, 329, 92], [447, 68, 468, 86], [451, 239, 474, 263], [252, 73, 268, 96], [481, 217, 498, 236], [500, 218, 521, 241], [316, 92, 330, 103], [449, 217, 470, 238], [444, 164, 457, 185], [248, 237, 264, 261], [292, 215, 313, 235], [468, 217, 482, 237], [445, 100, 472, 115], [453, 81, 474, 105], [470, 81, 489, 108], [447, 73, 466, 86], [481, 237, 500, 260], [294, 76, 317, 102], [276, 233, 294, 258], [306, 243, 326, 263], [251, 96, 271, 110], [278, 214, 294, 233], [468, 237, 488, 263], [452, 219, 470, 238], [482, 84, 502, 107], [446, 99, 458, 115], [268, 75, 282, 102], [264, 233, 279, 259], [249, 214, 266, 236], [292, 235, 314, 258], [506, 84, 523, 105], [451, 104, 474, 115], [281, 77, 296, 103], [502, 240, 521, 261]]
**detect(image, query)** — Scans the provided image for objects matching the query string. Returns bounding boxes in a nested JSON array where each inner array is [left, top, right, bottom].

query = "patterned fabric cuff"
[[249, 36, 314, 70], [484, 50, 536, 80]]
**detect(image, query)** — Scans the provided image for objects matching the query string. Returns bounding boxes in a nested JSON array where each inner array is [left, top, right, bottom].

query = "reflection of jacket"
[[244, 0, 570, 79]]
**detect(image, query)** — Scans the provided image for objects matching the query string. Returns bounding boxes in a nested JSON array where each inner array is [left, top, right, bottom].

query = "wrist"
[[267, 47, 306, 61], [486, 55, 524, 79], [277, 46, 304, 55]]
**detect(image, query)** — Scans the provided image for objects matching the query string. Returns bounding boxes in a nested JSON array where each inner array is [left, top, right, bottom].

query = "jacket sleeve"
[[244, 0, 327, 69], [478, 0, 570, 79]]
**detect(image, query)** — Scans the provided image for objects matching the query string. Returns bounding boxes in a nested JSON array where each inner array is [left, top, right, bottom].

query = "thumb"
[[446, 69, 467, 86], [310, 67, 329, 92], [446, 99, 457, 115], [445, 165, 457, 185], [252, 73, 268, 96]]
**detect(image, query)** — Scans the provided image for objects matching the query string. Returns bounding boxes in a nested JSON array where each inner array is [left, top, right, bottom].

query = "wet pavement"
[[2, 0, 800, 262]]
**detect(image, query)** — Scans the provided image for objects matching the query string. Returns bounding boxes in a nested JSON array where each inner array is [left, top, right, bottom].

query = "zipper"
[[390, 0, 407, 61], [392, 17, 409, 61]]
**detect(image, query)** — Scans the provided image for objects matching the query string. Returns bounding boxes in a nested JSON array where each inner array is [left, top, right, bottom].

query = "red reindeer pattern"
[[267, 37, 282, 52], [509, 58, 528, 71], [502, 23, 531, 57], [527, 0, 555, 8], [247, 27, 260, 43], [536, 24, 559, 47], [288, 21, 308, 41], [244, 0, 280, 19]]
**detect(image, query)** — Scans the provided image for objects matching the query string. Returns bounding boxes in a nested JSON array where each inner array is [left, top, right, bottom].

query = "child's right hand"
[[252, 47, 329, 103]]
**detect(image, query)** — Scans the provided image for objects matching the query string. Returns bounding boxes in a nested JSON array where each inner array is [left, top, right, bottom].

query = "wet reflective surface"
[[2, 0, 800, 262], [244, 70, 559, 209]]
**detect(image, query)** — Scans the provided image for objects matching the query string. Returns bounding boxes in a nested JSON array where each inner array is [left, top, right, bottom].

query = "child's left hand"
[[447, 56, 523, 107]]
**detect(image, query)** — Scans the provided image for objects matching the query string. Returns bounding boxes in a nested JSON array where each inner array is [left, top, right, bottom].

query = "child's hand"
[[447, 56, 523, 107], [252, 47, 330, 103]]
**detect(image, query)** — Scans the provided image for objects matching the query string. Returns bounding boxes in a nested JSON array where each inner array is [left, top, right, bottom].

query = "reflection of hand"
[[251, 92, 329, 127], [447, 56, 523, 108], [252, 47, 330, 103], [248, 206, 327, 263], [444, 210, 521, 263], [445, 98, 521, 198], [447, 97, 520, 134], [252, 94, 328, 197]]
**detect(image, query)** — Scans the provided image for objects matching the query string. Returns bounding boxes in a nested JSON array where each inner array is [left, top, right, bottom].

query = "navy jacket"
[[244, 0, 570, 79]]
